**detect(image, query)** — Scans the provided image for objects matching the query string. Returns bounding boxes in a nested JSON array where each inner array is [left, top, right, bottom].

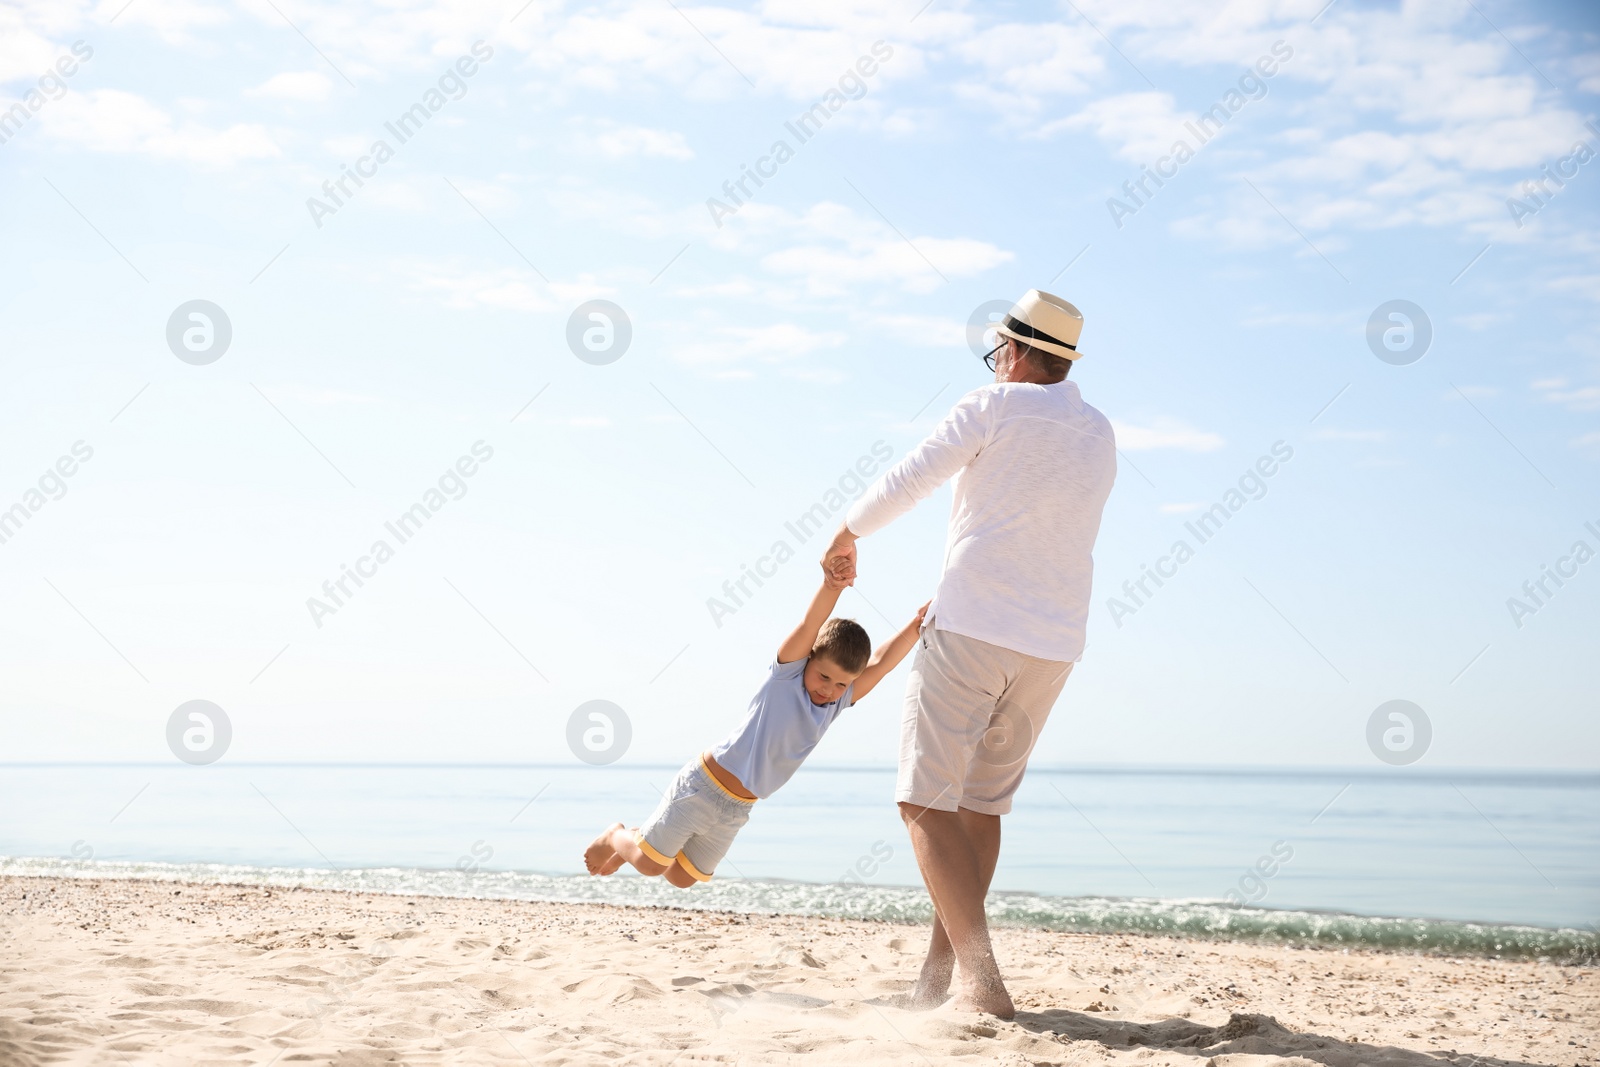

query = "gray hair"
[[1009, 337, 1071, 381]]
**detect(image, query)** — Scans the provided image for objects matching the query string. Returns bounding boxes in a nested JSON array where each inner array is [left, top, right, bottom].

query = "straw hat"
[[992, 289, 1085, 360]]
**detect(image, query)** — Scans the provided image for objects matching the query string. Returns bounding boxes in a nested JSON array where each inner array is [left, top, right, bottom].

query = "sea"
[[3, 763, 1596, 962]]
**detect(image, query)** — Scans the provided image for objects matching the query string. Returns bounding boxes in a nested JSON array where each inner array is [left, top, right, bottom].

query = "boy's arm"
[[776, 562, 853, 664], [849, 599, 930, 702]]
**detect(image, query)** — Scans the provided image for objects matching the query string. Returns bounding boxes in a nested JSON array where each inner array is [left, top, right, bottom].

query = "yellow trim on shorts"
[[636, 832, 673, 867], [699, 755, 757, 805], [675, 850, 713, 883]]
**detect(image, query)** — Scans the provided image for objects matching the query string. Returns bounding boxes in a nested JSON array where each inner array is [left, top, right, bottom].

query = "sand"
[[1, 876, 1593, 1067]]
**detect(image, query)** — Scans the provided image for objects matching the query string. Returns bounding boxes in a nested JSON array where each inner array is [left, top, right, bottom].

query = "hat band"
[[1002, 314, 1075, 352]]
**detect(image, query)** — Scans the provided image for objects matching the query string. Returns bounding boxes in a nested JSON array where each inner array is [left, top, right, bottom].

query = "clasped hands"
[[820, 524, 859, 590]]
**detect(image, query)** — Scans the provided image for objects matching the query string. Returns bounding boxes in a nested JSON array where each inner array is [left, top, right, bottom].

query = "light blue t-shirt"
[[708, 657, 856, 799]]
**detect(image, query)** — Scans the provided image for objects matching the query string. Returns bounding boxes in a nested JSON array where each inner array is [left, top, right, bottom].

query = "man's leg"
[[909, 807, 1000, 1007], [903, 652, 1073, 1014], [899, 802, 1014, 1019]]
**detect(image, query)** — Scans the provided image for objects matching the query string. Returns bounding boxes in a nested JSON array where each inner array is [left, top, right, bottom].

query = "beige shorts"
[[896, 624, 1073, 816]]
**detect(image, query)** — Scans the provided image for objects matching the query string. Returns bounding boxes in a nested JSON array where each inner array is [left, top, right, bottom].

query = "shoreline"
[[4, 875, 1596, 1066], [5, 857, 1595, 964]]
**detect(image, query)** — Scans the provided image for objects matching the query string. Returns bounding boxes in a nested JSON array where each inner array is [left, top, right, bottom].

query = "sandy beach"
[[1, 876, 1593, 1067]]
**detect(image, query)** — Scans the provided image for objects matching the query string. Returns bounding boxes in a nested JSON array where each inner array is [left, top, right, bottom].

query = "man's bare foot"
[[950, 978, 1015, 1020], [907, 960, 954, 1009], [584, 823, 626, 875]]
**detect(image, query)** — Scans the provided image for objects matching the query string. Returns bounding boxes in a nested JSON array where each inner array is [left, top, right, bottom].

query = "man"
[[824, 289, 1117, 1019]]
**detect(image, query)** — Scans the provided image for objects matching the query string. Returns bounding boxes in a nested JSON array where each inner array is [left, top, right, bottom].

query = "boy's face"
[[803, 656, 859, 706]]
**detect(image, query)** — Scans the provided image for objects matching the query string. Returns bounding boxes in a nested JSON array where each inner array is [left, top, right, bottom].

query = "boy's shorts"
[[637, 756, 754, 882]]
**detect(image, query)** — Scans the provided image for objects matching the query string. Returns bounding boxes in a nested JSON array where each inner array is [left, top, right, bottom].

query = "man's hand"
[[822, 523, 858, 585], [823, 556, 855, 590]]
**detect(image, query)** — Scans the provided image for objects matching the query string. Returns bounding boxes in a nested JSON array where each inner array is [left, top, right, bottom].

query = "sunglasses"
[[981, 340, 1005, 372]]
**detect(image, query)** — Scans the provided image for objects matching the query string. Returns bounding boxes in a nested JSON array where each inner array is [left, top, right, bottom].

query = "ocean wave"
[[4, 855, 1593, 963]]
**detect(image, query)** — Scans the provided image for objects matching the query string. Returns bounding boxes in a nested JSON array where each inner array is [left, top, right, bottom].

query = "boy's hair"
[[812, 617, 872, 674]]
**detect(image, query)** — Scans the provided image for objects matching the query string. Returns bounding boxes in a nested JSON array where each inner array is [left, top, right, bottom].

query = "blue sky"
[[1, 0, 1597, 771]]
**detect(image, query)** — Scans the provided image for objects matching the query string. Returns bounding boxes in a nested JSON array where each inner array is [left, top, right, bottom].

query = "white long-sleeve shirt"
[[846, 380, 1117, 663]]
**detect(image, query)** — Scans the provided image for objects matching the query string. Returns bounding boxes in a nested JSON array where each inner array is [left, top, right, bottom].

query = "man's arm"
[[821, 389, 993, 572], [776, 562, 852, 664], [850, 599, 930, 702]]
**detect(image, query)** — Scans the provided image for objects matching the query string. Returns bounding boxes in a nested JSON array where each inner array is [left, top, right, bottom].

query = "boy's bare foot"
[[584, 823, 626, 875]]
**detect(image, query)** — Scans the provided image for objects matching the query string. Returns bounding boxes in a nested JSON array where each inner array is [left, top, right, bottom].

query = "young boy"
[[584, 564, 927, 887]]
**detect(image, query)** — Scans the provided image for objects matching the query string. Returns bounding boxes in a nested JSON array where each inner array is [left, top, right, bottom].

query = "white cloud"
[[1112, 419, 1225, 452], [670, 278, 759, 299], [94, 0, 229, 46], [1071, 4, 1600, 242], [951, 21, 1104, 116], [1531, 377, 1600, 412], [783, 365, 848, 384], [1454, 311, 1504, 331], [441, 176, 520, 214], [0, 9, 72, 82], [272, 386, 381, 407], [854, 313, 966, 349], [1239, 309, 1349, 329], [879, 107, 937, 137], [762, 237, 1006, 296], [513, 3, 912, 104], [543, 184, 705, 241], [1313, 428, 1388, 443], [672, 322, 845, 372], [1576, 53, 1600, 95], [42, 89, 278, 164], [588, 121, 693, 160], [246, 70, 332, 101], [231, 0, 493, 82], [12, 0, 1593, 304], [749, 201, 1012, 296], [400, 262, 555, 313], [321, 134, 371, 158], [1550, 275, 1600, 303], [1041, 91, 1184, 159], [364, 179, 430, 213], [547, 276, 618, 303]]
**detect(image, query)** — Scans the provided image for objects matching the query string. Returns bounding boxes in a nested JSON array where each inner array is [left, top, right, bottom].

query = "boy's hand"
[[848, 598, 935, 703], [781, 554, 855, 662]]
